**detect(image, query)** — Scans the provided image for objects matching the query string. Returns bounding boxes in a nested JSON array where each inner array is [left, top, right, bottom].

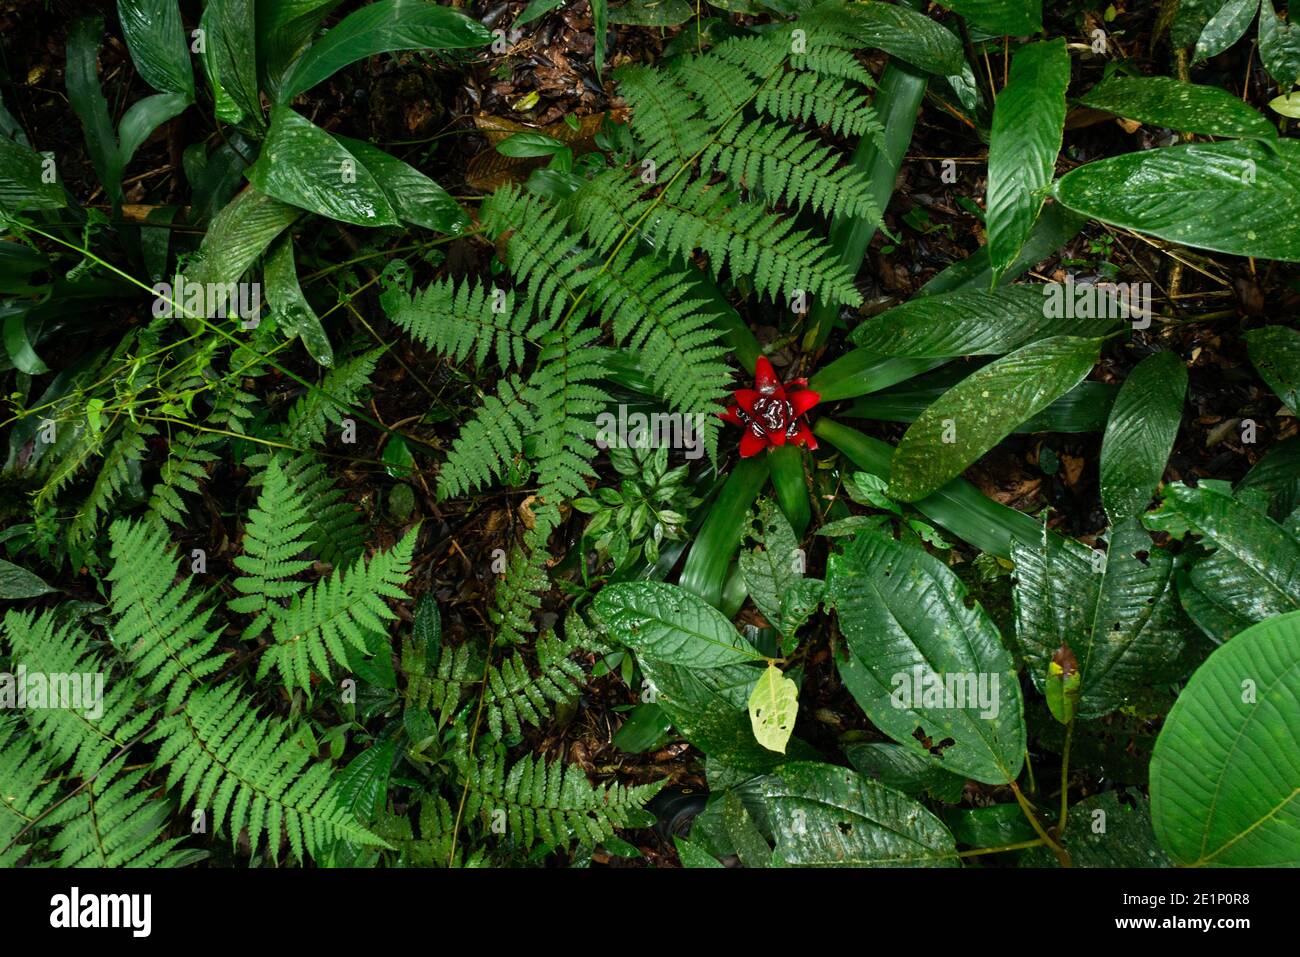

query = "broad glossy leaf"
[[278, 0, 493, 102], [66, 17, 122, 204], [334, 736, 398, 823], [117, 0, 195, 98], [117, 92, 190, 173], [1147, 482, 1300, 640], [679, 456, 768, 609], [1151, 610, 1300, 866], [1053, 138, 1300, 261], [0, 136, 65, 214], [1078, 75, 1274, 140], [843, 741, 967, 802], [334, 134, 468, 233], [1193, 0, 1259, 62], [934, 0, 1042, 35], [0, 559, 56, 600], [888, 335, 1102, 502], [850, 375, 1117, 433], [850, 285, 1117, 357], [186, 186, 299, 288], [1022, 792, 1172, 867], [264, 235, 333, 366], [920, 202, 1085, 295], [200, 0, 262, 129], [3, 313, 46, 374], [1100, 350, 1187, 524], [1246, 324, 1300, 411], [257, 0, 344, 98], [986, 39, 1070, 282], [1012, 518, 1195, 720], [247, 108, 398, 226], [734, 762, 959, 866], [673, 835, 724, 867], [594, 581, 767, 667], [1260, 1, 1300, 87], [834, 1, 968, 76], [748, 664, 798, 754], [1236, 437, 1300, 520], [826, 532, 1026, 784]]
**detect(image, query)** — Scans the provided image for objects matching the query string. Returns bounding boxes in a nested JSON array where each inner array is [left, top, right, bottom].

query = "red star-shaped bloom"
[[719, 356, 821, 458]]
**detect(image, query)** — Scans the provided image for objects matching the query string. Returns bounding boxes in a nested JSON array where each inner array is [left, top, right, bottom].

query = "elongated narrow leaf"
[[247, 107, 398, 226], [264, 235, 333, 366], [186, 186, 299, 289], [832, 2, 968, 76], [200, 0, 262, 128], [1246, 325, 1300, 411], [1146, 482, 1300, 640], [889, 335, 1102, 502], [117, 0, 195, 99], [117, 92, 190, 173], [257, 0, 344, 98], [826, 532, 1026, 784], [1151, 610, 1300, 866], [1100, 350, 1188, 524], [1260, 1, 1300, 88], [1193, 0, 1259, 62], [850, 285, 1117, 357], [734, 762, 959, 866], [986, 39, 1070, 282], [0, 136, 65, 214], [66, 17, 122, 204], [1079, 74, 1274, 140], [935, 0, 1042, 35], [1012, 518, 1197, 719], [594, 581, 767, 667], [333, 134, 468, 233], [1054, 139, 1300, 261], [278, 0, 493, 102]]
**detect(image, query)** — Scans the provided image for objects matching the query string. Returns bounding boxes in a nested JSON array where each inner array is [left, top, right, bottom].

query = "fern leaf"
[[259, 527, 418, 693], [107, 519, 225, 709], [282, 347, 381, 447], [387, 277, 528, 371], [436, 374, 532, 500], [0, 720, 60, 866], [526, 325, 608, 507], [485, 630, 587, 739], [151, 682, 385, 860], [229, 458, 315, 641], [462, 751, 663, 850], [67, 418, 154, 548]]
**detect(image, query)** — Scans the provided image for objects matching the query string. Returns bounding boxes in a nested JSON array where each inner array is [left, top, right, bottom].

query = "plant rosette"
[[720, 356, 821, 457]]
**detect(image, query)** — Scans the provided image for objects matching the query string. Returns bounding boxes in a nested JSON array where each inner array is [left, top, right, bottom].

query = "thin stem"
[[957, 838, 1045, 859], [1058, 715, 1075, 835], [1010, 780, 1071, 868]]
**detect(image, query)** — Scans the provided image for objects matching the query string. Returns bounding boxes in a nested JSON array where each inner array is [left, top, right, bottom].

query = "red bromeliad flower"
[[719, 356, 821, 458]]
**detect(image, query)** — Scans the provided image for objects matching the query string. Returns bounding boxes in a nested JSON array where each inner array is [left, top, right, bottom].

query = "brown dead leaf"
[[466, 109, 627, 191]]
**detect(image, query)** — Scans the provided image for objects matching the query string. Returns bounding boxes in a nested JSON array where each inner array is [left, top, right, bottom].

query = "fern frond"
[[615, 64, 713, 171], [229, 458, 314, 641], [387, 277, 528, 372], [43, 758, 204, 867], [107, 519, 225, 709], [280, 452, 368, 567], [485, 630, 587, 739], [488, 525, 554, 647], [462, 751, 663, 850], [526, 325, 608, 507], [1, 609, 154, 778], [705, 116, 878, 218], [0, 720, 60, 866], [282, 347, 382, 447], [755, 70, 883, 138], [436, 373, 532, 500], [151, 682, 385, 860], [375, 795, 460, 866], [258, 527, 418, 693], [67, 418, 154, 548], [403, 639, 476, 728]]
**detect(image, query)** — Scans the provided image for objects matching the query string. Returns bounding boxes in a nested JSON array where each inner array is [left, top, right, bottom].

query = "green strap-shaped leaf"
[[889, 335, 1102, 502], [1151, 610, 1300, 866], [826, 531, 1026, 784], [1078, 75, 1275, 140], [1100, 350, 1188, 525], [850, 285, 1117, 357], [117, 0, 195, 99], [1193, 0, 1259, 62], [1053, 138, 1300, 261], [333, 134, 468, 233], [247, 107, 399, 226], [986, 38, 1069, 282], [594, 580, 767, 667], [264, 234, 333, 366], [277, 0, 492, 102], [200, 0, 262, 129], [117, 92, 190, 174], [256, 0, 344, 99], [1147, 482, 1300, 641], [185, 186, 299, 292], [0, 136, 65, 214], [66, 17, 122, 205], [934, 0, 1042, 35], [734, 762, 959, 866], [1246, 324, 1300, 412], [1012, 518, 1196, 720]]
